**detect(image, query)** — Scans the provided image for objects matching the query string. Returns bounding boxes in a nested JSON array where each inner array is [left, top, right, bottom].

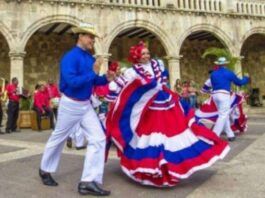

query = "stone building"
[[0, 0, 265, 97]]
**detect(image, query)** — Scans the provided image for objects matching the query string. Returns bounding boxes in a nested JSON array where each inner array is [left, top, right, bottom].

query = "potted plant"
[[18, 95, 33, 128]]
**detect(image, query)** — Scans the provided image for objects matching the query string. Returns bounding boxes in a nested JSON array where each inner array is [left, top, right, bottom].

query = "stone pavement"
[[0, 108, 265, 198]]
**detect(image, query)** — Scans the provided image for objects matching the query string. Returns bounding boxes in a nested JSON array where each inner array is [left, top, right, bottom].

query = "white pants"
[[40, 95, 106, 184], [69, 125, 87, 148], [69, 107, 106, 148], [212, 92, 235, 138]]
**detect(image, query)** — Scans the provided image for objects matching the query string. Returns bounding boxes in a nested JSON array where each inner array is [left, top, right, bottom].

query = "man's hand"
[[93, 58, 103, 74]]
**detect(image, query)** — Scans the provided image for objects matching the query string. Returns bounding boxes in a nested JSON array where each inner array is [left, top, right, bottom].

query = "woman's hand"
[[106, 70, 116, 81]]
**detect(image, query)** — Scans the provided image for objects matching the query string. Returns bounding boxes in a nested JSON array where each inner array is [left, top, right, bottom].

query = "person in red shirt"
[[45, 78, 61, 119], [5, 77, 20, 133], [33, 84, 54, 131]]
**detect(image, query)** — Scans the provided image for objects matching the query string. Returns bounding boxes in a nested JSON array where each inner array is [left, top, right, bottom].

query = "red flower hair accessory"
[[128, 41, 146, 64], [108, 61, 119, 72]]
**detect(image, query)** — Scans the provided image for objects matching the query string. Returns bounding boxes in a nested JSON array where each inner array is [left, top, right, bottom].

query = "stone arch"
[[20, 15, 102, 52], [240, 27, 265, 99], [0, 21, 13, 81], [103, 20, 173, 56], [239, 27, 265, 53], [176, 24, 235, 56], [0, 21, 15, 50]]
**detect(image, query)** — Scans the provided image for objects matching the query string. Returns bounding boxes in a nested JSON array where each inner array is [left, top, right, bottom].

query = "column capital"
[[94, 53, 112, 74], [235, 56, 244, 60], [94, 53, 112, 59], [164, 55, 183, 61], [9, 51, 26, 60]]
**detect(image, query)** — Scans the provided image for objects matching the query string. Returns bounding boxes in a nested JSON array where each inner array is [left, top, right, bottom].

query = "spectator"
[[174, 79, 182, 95], [181, 81, 190, 104], [189, 80, 198, 108], [33, 84, 54, 131], [45, 78, 60, 119], [5, 77, 20, 133]]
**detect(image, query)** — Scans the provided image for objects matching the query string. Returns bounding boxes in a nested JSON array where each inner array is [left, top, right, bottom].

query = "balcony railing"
[[236, 0, 265, 16], [107, 0, 161, 7], [175, 0, 223, 12], [5, 0, 265, 17], [107, 0, 223, 12]]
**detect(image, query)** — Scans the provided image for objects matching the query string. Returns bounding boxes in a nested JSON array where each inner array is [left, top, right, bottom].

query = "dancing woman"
[[106, 42, 230, 187]]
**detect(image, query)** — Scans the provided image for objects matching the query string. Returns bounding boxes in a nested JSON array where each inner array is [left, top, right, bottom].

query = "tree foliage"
[[202, 47, 239, 71]]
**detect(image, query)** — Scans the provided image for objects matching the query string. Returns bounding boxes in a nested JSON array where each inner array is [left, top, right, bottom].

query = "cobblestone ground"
[[0, 107, 264, 198]]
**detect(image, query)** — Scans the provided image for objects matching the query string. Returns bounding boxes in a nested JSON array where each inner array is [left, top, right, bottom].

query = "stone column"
[[166, 55, 182, 89], [95, 53, 112, 74], [9, 51, 26, 87], [234, 56, 244, 77], [233, 56, 245, 92]]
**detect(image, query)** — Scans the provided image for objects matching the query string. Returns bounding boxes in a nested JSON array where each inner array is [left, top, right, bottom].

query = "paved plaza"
[[0, 107, 265, 198]]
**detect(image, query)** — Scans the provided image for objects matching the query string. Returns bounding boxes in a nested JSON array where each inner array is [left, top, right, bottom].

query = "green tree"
[[202, 47, 239, 72]]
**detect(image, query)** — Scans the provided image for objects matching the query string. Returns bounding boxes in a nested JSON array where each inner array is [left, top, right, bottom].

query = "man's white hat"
[[71, 23, 99, 37], [214, 57, 230, 65]]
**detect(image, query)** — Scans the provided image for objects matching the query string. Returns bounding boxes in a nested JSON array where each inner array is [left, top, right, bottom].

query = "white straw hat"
[[71, 23, 99, 37]]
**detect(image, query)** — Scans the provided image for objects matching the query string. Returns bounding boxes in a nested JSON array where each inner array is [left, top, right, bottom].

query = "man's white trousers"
[[212, 91, 235, 138], [40, 95, 106, 184], [69, 125, 87, 148]]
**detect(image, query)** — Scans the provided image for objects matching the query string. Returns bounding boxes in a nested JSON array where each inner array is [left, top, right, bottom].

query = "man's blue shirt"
[[59, 46, 108, 100], [210, 66, 249, 92]]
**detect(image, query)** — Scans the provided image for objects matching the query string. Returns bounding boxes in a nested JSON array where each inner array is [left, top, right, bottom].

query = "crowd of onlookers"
[[174, 79, 199, 108], [0, 77, 60, 134], [0, 74, 209, 135]]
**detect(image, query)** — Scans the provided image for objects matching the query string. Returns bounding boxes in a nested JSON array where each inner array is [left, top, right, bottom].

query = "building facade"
[[0, 0, 265, 96]]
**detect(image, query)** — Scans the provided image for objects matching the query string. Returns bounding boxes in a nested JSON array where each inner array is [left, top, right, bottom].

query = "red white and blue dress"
[[106, 59, 230, 187], [196, 93, 247, 133], [197, 79, 248, 133]]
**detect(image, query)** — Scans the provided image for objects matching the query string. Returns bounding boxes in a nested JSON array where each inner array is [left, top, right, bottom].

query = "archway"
[[179, 30, 229, 86], [241, 33, 265, 98], [105, 20, 172, 56], [24, 22, 76, 91], [108, 27, 167, 69], [0, 32, 10, 81]]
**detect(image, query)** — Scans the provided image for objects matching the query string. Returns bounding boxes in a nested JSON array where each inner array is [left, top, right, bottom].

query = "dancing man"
[[39, 23, 112, 196], [210, 57, 249, 141]]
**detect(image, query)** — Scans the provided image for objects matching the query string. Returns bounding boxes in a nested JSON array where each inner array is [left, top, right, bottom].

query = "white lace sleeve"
[[108, 68, 137, 93], [157, 59, 165, 72], [123, 68, 137, 81], [108, 81, 119, 92]]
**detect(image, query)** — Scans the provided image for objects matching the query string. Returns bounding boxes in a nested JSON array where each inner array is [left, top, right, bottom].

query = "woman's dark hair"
[[35, 84, 40, 90], [11, 77, 18, 83]]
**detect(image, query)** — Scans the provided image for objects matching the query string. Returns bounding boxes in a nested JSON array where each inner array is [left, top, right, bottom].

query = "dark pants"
[[33, 106, 54, 130], [52, 108, 58, 120], [189, 95, 197, 109], [6, 101, 19, 131]]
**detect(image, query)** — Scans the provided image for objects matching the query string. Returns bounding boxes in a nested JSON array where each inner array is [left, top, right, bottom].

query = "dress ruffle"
[[107, 79, 229, 187]]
